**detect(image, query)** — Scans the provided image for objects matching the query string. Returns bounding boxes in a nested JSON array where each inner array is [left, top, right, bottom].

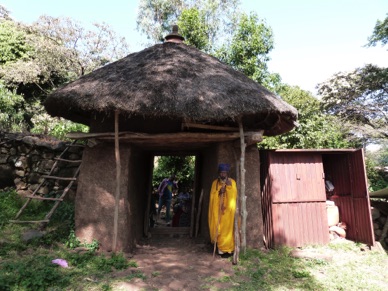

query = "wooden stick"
[[238, 119, 247, 253], [182, 122, 239, 132], [144, 158, 154, 237], [195, 189, 204, 238], [113, 110, 121, 252], [233, 161, 240, 265]]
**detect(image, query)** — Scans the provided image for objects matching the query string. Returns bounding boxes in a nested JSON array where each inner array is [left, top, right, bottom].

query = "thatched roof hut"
[[44, 38, 297, 140], [42, 30, 299, 253]]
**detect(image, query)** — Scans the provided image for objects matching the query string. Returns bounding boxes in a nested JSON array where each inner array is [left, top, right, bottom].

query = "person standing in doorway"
[[157, 174, 178, 226], [208, 163, 237, 257]]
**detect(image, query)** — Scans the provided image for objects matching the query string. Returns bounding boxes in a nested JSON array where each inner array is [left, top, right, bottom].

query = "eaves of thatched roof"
[[44, 41, 298, 137]]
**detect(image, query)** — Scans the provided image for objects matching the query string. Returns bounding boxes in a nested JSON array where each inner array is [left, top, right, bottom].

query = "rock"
[[22, 229, 46, 242], [15, 170, 25, 177], [378, 216, 387, 226], [0, 154, 8, 163], [27, 172, 41, 184], [371, 207, 381, 220], [14, 156, 28, 169], [38, 186, 49, 196], [0, 164, 15, 188], [375, 229, 382, 237]]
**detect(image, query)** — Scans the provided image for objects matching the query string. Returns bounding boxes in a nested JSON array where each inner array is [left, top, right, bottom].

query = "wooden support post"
[[195, 189, 204, 238], [113, 111, 121, 252], [233, 159, 240, 265], [238, 119, 247, 253]]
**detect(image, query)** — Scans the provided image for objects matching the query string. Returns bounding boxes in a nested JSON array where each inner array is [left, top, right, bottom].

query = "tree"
[[317, 14, 388, 144], [0, 9, 130, 134], [367, 13, 388, 47], [317, 65, 388, 143], [136, 0, 240, 47], [259, 85, 354, 149], [153, 156, 195, 191], [0, 81, 25, 131], [215, 12, 279, 88], [137, 1, 279, 88], [1, 15, 130, 90], [177, 8, 211, 51]]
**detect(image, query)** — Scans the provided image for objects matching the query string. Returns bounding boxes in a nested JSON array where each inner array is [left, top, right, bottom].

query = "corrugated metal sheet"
[[260, 149, 375, 248], [272, 202, 329, 247], [269, 152, 325, 203], [323, 154, 351, 196]]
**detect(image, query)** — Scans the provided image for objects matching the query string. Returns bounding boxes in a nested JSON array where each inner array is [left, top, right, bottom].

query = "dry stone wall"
[[0, 132, 83, 200], [371, 200, 388, 249]]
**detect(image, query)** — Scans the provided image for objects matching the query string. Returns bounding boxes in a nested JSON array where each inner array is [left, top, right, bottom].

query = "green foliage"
[[233, 247, 320, 290], [94, 253, 132, 272], [367, 13, 388, 47], [153, 155, 195, 191], [0, 81, 27, 131], [136, 0, 239, 46], [259, 85, 353, 149], [0, 10, 128, 133], [317, 64, 388, 142], [136, 0, 184, 42], [0, 255, 70, 290], [0, 189, 23, 229], [65, 230, 81, 249], [178, 8, 211, 51], [216, 12, 278, 88], [0, 241, 140, 290], [0, 218, 140, 290], [0, 20, 31, 64], [30, 112, 89, 139], [65, 230, 99, 252], [365, 150, 388, 192]]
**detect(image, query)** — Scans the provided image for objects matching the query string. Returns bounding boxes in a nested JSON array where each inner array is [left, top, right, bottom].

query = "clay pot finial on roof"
[[164, 25, 185, 43]]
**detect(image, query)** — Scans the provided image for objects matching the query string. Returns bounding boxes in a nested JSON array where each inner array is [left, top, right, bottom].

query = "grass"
[[1, 188, 388, 290], [227, 241, 388, 290]]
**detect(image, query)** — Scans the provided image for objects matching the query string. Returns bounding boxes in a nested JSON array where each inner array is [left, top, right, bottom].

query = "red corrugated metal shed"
[[260, 149, 374, 248]]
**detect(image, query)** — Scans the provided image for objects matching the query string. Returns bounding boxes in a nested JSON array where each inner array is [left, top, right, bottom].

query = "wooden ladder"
[[9, 140, 84, 229]]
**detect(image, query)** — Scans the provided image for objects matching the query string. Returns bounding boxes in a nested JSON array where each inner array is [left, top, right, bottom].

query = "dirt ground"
[[111, 234, 237, 291]]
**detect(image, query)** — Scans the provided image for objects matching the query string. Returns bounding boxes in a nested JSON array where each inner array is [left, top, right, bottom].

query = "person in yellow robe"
[[208, 163, 238, 255]]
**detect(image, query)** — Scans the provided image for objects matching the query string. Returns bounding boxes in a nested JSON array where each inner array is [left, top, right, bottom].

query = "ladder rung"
[[55, 158, 82, 163], [41, 175, 77, 181], [26, 195, 63, 201], [9, 220, 50, 224], [68, 144, 85, 147]]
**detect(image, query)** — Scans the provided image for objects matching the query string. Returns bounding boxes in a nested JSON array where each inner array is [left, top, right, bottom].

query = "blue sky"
[[2, 0, 387, 94]]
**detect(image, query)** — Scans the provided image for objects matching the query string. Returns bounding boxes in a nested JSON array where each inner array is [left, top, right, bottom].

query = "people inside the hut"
[[172, 189, 191, 227], [208, 163, 238, 257], [157, 174, 178, 226]]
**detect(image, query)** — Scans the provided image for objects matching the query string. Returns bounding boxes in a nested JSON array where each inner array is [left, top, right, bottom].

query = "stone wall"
[[0, 132, 83, 200], [371, 200, 388, 249]]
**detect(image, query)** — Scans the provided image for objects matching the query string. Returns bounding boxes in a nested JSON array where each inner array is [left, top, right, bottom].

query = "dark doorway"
[[146, 154, 199, 238]]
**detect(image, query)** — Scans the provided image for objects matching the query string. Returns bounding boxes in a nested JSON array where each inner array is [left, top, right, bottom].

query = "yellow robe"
[[208, 178, 237, 253]]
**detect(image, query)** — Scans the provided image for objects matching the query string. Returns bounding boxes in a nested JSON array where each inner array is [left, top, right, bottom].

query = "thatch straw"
[[44, 42, 297, 136]]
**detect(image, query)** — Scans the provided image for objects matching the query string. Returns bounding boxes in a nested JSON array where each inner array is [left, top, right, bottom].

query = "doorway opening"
[[147, 154, 198, 237]]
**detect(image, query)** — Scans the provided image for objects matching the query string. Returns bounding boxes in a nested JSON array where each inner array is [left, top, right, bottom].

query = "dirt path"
[[112, 236, 237, 290]]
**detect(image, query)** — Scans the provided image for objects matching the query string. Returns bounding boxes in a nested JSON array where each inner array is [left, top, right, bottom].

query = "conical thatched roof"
[[44, 41, 297, 136]]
